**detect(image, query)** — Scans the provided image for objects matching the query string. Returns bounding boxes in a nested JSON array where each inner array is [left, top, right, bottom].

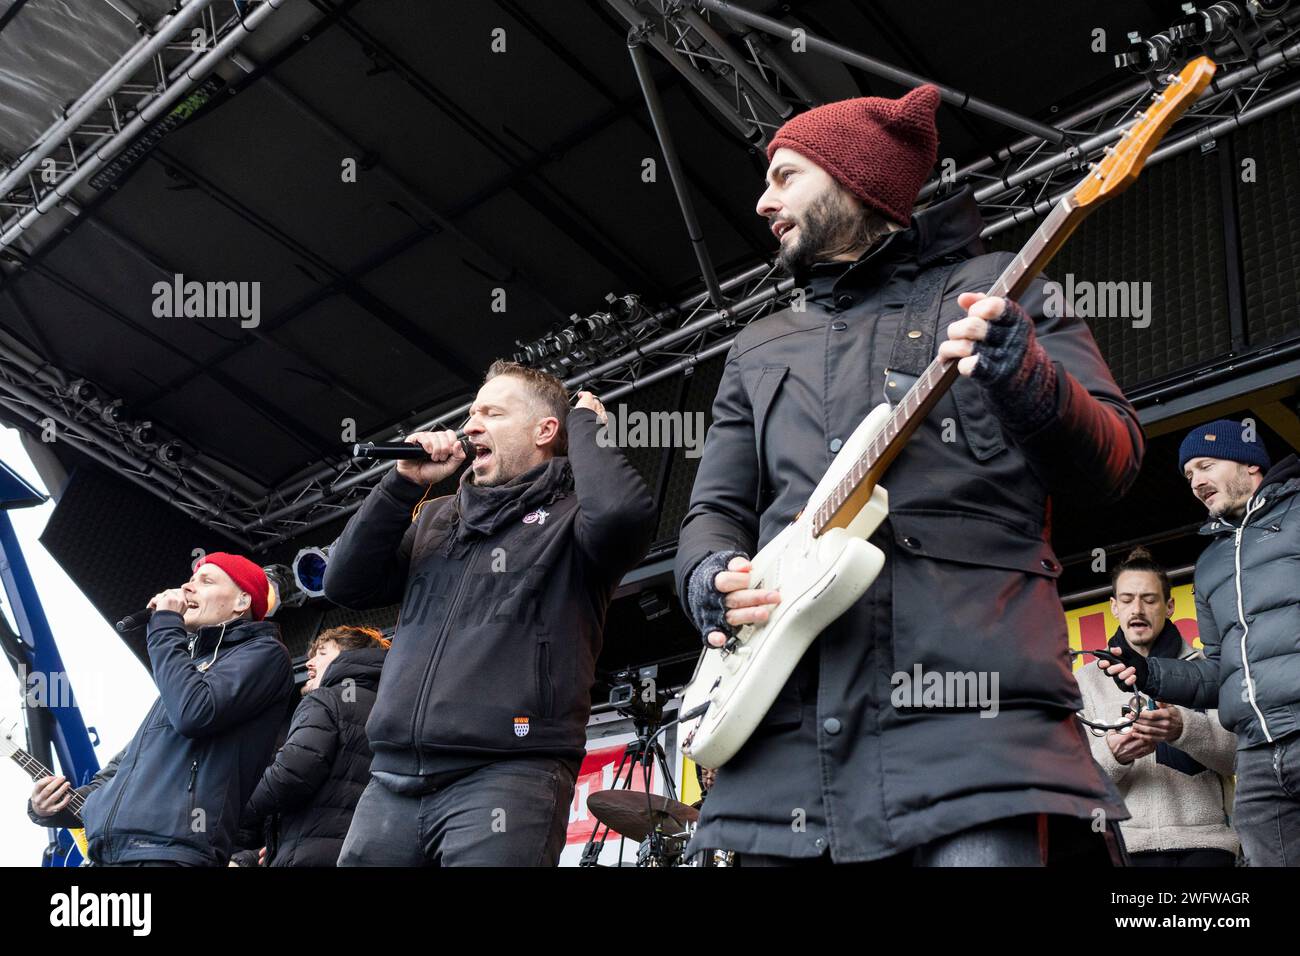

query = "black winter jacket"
[[1146, 454, 1300, 748], [675, 188, 1143, 861], [324, 408, 656, 774], [242, 647, 385, 866], [80, 612, 294, 865]]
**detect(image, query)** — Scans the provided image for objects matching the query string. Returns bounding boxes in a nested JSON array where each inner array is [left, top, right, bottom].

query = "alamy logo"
[[1041, 273, 1151, 328], [595, 404, 706, 459], [152, 272, 260, 327], [49, 886, 151, 936], [890, 664, 1000, 718]]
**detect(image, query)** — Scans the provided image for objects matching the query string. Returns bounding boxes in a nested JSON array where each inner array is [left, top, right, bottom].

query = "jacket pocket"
[[535, 640, 555, 719], [950, 377, 1006, 462], [888, 511, 1075, 710], [745, 365, 788, 511]]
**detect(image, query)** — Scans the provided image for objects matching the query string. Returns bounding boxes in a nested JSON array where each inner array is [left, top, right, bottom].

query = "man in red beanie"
[[676, 86, 1145, 865], [34, 553, 294, 865]]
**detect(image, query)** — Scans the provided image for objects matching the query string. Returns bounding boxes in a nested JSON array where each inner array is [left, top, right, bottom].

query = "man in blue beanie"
[[1100, 418, 1300, 865]]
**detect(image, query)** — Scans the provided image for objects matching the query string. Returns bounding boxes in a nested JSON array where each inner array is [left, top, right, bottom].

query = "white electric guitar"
[[679, 57, 1216, 768]]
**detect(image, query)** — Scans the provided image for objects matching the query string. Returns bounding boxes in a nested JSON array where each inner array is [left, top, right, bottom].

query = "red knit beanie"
[[201, 552, 270, 621], [766, 85, 941, 226]]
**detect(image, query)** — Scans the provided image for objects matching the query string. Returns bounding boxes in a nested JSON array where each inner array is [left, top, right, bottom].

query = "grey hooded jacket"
[[1145, 453, 1300, 748]]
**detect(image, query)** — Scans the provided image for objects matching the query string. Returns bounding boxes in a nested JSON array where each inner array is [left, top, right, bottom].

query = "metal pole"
[[605, 0, 760, 141], [677, 6, 793, 119], [696, 0, 1067, 145], [980, 77, 1300, 238], [0, 336, 260, 506], [263, 260, 782, 508], [0, 397, 257, 550], [973, 37, 1300, 208], [0, 0, 217, 200], [628, 38, 727, 309], [0, 0, 285, 250], [0, 376, 231, 522], [916, 5, 1300, 202]]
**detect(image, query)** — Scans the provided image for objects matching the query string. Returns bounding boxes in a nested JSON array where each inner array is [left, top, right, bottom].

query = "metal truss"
[[0, 0, 285, 253], [0, 328, 263, 549], [963, 29, 1300, 237], [4, 0, 1300, 552], [225, 259, 796, 549]]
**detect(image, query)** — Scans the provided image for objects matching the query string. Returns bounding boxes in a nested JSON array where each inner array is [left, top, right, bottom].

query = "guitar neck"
[[812, 195, 1085, 536], [6, 748, 87, 818]]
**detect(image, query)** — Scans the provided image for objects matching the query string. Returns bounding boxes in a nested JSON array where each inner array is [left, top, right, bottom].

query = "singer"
[[64, 554, 294, 866], [325, 360, 656, 866]]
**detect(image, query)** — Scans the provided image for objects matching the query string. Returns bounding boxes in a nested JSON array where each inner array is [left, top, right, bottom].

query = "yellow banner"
[[1066, 582, 1200, 669]]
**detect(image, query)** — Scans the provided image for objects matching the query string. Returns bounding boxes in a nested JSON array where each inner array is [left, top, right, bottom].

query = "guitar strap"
[[882, 260, 959, 407]]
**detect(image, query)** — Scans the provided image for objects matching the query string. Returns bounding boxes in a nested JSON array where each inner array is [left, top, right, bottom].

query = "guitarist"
[[676, 85, 1145, 865]]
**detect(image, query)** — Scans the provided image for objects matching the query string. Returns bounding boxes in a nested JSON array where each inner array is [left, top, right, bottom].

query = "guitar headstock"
[[1073, 56, 1216, 208], [0, 717, 21, 758]]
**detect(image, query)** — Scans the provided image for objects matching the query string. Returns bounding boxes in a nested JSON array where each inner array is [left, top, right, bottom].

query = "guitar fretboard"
[[6, 747, 86, 818], [811, 196, 1078, 536]]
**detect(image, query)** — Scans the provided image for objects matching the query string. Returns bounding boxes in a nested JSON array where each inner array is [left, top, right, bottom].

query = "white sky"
[[0, 427, 155, 866]]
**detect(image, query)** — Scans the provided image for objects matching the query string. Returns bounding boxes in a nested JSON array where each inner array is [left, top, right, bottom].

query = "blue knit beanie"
[[1178, 419, 1271, 473]]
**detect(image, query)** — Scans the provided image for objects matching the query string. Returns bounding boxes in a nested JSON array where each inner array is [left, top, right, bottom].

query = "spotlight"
[[157, 440, 185, 465], [292, 546, 331, 599], [131, 422, 157, 447], [263, 563, 306, 615], [1115, 31, 1174, 72], [66, 378, 98, 405], [99, 399, 130, 426], [1248, 0, 1290, 16]]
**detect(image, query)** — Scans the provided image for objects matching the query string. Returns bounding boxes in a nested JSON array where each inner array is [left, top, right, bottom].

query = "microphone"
[[116, 608, 153, 632], [352, 430, 473, 461]]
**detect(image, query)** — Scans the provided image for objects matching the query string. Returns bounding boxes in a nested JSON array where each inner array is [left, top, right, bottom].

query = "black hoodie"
[[323, 407, 657, 775], [243, 646, 386, 866]]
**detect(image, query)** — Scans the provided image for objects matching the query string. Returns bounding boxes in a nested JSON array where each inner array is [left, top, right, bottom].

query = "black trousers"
[[735, 813, 1125, 867]]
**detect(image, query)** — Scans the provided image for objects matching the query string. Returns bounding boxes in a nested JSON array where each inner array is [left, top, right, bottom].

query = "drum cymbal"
[[586, 790, 700, 842]]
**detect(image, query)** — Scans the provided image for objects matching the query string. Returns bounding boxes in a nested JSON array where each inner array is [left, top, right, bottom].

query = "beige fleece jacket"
[[1075, 645, 1239, 857]]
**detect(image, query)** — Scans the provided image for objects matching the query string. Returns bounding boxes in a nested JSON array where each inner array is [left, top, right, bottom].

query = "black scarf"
[[440, 456, 572, 556], [1110, 618, 1186, 661]]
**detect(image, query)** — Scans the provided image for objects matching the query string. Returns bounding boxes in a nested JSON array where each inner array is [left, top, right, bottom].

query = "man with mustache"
[[1101, 420, 1300, 865], [677, 86, 1144, 865], [1076, 547, 1237, 866]]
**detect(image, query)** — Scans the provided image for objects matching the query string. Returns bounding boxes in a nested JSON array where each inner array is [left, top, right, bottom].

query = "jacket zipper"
[[409, 539, 480, 773], [101, 624, 209, 859], [1232, 495, 1271, 743], [98, 700, 154, 859]]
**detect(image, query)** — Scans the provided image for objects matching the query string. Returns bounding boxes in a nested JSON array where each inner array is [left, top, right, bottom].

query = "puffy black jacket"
[[1146, 454, 1300, 748], [324, 408, 656, 774], [675, 188, 1143, 861], [80, 612, 294, 865], [242, 647, 385, 866]]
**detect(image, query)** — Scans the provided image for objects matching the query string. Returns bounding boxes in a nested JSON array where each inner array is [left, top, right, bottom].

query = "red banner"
[[566, 741, 658, 844]]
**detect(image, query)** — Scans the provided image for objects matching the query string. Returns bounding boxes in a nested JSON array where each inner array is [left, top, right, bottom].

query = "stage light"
[[1249, 0, 1290, 17], [131, 422, 157, 447], [156, 440, 185, 465], [1115, 32, 1174, 72], [263, 563, 306, 615], [292, 546, 331, 598], [66, 378, 98, 405], [99, 399, 129, 426]]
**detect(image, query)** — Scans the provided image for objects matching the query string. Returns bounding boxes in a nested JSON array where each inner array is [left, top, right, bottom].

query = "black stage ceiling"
[[0, 0, 1197, 491]]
